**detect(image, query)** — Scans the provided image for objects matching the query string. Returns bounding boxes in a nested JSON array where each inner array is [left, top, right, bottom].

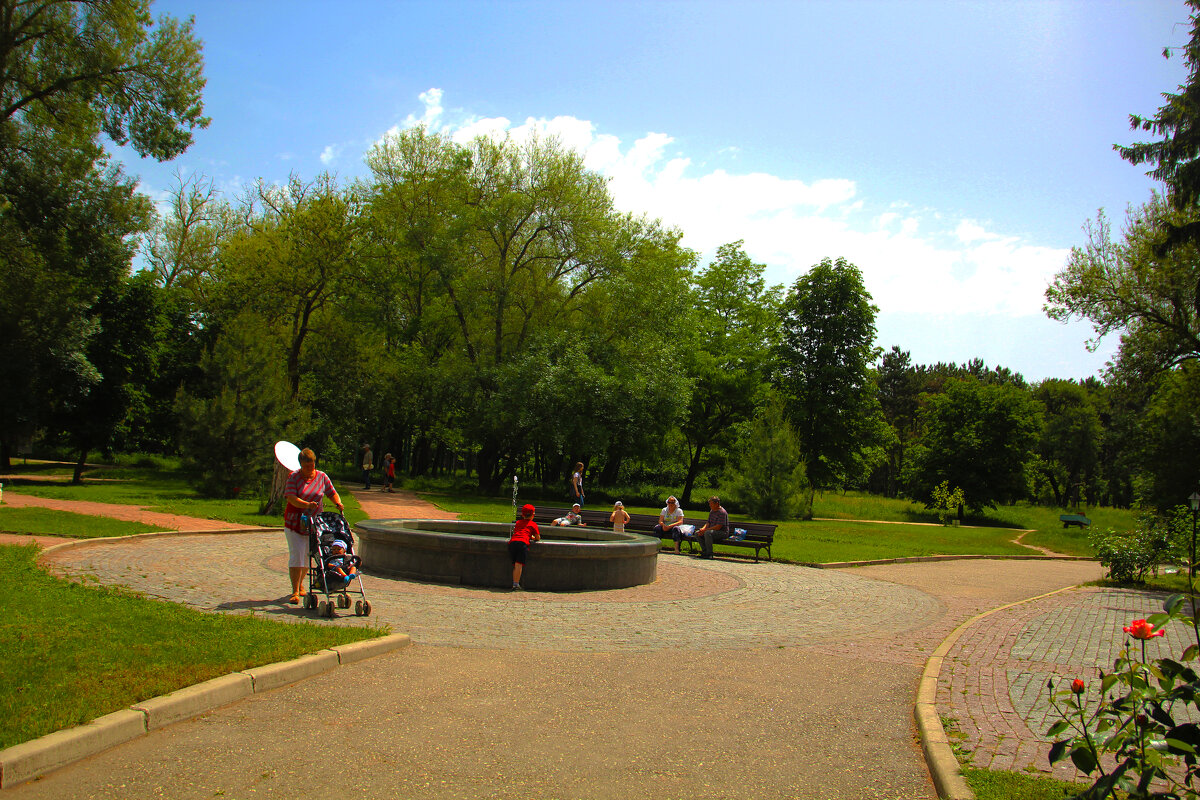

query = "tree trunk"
[[681, 444, 705, 506], [72, 449, 88, 484], [261, 460, 291, 515], [599, 444, 622, 487]]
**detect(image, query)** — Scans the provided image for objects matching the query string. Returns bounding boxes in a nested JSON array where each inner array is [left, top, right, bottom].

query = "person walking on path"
[[382, 453, 395, 493], [509, 503, 540, 590], [360, 444, 374, 490], [695, 495, 729, 559], [283, 448, 344, 604]]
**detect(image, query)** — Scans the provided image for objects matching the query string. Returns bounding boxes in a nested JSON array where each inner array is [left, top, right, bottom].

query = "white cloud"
[[319, 144, 342, 165], [379, 90, 1070, 320]]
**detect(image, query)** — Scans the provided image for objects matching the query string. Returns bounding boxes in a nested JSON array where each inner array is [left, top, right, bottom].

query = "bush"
[[1089, 508, 1188, 583]]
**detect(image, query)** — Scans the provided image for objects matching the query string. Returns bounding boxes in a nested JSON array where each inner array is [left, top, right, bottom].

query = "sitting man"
[[654, 495, 687, 553], [552, 503, 586, 527], [694, 495, 729, 559]]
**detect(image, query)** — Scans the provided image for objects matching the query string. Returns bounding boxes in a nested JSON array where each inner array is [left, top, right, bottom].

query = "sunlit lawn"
[[0, 544, 385, 749], [3, 461, 366, 531], [422, 494, 1041, 563], [0, 507, 163, 538]]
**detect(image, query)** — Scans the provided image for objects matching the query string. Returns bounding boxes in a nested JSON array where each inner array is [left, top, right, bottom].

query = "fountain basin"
[[354, 519, 658, 591]]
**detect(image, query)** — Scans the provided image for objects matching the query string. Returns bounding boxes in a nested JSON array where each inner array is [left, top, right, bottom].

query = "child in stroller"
[[324, 539, 358, 586], [304, 511, 371, 618]]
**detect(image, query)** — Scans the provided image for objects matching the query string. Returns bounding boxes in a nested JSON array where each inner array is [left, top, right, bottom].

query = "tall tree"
[[678, 241, 780, 505], [0, 0, 206, 466], [1032, 379, 1102, 508], [775, 256, 882, 517], [875, 346, 922, 498], [0, 131, 152, 466], [905, 377, 1042, 512], [1046, 199, 1200, 380], [0, 0, 208, 160]]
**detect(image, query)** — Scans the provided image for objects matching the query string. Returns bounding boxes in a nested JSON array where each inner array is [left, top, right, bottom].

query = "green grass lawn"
[[963, 767, 1087, 800], [0, 543, 385, 749], [2, 461, 366, 531], [0, 506, 164, 538], [421, 495, 1043, 563]]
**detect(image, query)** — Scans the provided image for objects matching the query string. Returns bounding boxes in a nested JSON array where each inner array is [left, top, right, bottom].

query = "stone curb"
[[913, 584, 1084, 800], [0, 633, 411, 788]]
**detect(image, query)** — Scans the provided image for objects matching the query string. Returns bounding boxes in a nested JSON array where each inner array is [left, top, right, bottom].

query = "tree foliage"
[[723, 394, 807, 520], [0, 0, 209, 160], [906, 377, 1042, 512], [775, 256, 882, 516]]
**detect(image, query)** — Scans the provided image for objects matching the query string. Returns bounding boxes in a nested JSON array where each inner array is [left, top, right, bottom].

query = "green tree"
[[1116, 1, 1200, 215], [1032, 379, 1102, 509], [0, 132, 152, 466], [50, 270, 162, 482], [678, 241, 781, 504], [175, 314, 308, 497], [874, 346, 922, 497], [775, 256, 882, 517], [362, 128, 679, 493], [0, 0, 207, 466], [1046, 199, 1200, 379], [0, 0, 208, 160], [723, 393, 807, 519], [1129, 362, 1200, 512], [905, 377, 1042, 512]]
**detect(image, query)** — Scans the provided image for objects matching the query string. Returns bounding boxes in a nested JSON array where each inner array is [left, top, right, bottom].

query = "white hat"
[[331, 540, 347, 550]]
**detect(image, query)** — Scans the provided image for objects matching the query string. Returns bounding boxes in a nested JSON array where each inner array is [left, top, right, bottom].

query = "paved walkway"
[[7, 485, 1110, 800]]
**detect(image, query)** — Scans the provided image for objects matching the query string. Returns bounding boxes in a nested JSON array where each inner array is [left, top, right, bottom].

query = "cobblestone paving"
[[41, 530, 943, 651], [938, 586, 1192, 779]]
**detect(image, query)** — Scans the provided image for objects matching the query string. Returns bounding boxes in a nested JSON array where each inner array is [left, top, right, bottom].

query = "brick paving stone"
[[937, 586, 1200, 781]]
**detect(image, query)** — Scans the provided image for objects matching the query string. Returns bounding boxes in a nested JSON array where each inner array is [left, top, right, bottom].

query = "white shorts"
[[284, 527, 310, 568]]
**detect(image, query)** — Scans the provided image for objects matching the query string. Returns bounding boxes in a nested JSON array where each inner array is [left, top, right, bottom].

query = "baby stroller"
[[302, 511, 372, 618]]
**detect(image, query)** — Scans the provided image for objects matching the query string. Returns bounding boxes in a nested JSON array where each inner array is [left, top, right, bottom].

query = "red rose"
[[1071, 679, 1085, 694], [1123, 619, 1165, 640]]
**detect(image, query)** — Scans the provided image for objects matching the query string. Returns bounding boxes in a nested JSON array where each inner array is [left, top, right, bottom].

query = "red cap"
[[521, 504, 535, 514]]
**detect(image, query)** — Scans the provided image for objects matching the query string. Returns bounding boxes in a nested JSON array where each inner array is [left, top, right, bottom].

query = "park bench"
[[529, 506, 776, 562], [1059, 514, 1091, 529]]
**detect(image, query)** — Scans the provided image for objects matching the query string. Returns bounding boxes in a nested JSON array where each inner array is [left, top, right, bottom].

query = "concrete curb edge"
[[914, 584, 1086, 799], [0, 632, 411, 789]]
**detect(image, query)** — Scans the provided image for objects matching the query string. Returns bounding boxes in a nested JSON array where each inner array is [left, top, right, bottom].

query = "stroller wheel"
[[362, 600, 372, 617], [305, 593, 318, 610], [338, 593, 350, 609], [317, 600, 329, 617], [324, 600, 336, 619], [354, 599, 364, 616]]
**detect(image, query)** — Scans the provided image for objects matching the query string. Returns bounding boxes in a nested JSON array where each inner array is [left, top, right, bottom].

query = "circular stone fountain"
[[354, 519, 658, 591]]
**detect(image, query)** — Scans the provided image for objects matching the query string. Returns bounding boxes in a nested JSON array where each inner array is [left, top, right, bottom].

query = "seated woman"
[[552, 503, 586, 526], [654, 495, 687, 553]]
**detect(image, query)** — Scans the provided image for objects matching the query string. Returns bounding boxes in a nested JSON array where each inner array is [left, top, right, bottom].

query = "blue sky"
[[120, 0, 1190, 381]]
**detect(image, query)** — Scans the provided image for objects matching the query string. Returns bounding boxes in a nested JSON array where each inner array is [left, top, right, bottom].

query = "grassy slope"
[[0, 544, 384, 749]]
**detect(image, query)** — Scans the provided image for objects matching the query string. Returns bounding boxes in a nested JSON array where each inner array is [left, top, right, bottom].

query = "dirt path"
[[1, 492, 251, 532]]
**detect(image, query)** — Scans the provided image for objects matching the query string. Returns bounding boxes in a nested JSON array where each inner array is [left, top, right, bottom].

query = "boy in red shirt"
[[509, 503, 540, 590]]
